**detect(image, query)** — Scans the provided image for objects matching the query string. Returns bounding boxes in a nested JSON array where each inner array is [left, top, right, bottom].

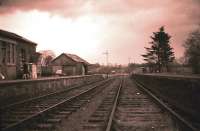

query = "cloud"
[[0, 0, 200, 64], [0, 0, 88, 17], [1, 0, 199, 24]]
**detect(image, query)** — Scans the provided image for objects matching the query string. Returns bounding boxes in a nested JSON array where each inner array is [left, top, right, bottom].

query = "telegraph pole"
[[103, 50, 109, 66], [128, 57, 131, 65], [103, 50, 109, 78]]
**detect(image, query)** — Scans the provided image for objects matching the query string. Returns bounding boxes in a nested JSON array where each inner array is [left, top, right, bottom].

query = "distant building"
[[0, 29, 37, 79], [51, 53, 90, 76], [88, 63, 101, 74]]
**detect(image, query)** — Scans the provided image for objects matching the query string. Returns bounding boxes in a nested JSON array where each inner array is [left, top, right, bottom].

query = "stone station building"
[[0, 29, 37, 79]]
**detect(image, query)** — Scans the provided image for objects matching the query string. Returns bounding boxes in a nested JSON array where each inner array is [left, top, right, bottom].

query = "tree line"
[[142, 26, 200, 74]]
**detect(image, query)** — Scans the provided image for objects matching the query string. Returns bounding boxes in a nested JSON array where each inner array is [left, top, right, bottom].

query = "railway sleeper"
[[61, 107, 77, 112], [35, 123, 55, 130], [88, 119, 106, 123], [91, 113, 109, 117], [83, 123, 105, 131], [48, 114, 68, 119], [45, 118, 62, 124]]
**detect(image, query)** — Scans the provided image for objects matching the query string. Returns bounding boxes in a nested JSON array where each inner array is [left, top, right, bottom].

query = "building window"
[[21, 49, 26, 62], [2, 43, 6, 64], [11, 44, 15, 63], [19, 49, 26, 69], [1, 42, 16, 64], [7, 44, 10, 63]]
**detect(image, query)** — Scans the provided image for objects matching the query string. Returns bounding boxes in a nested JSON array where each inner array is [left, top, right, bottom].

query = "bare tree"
[[38, 50, 56, 66], [45, 55, 53, 66], [184, 26, 200, 74]]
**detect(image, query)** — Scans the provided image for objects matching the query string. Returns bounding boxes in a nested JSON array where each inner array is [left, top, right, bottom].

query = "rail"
[[133, 79, 198, 131], [105, 76, 123, 131], [2, 78, 112, 131]]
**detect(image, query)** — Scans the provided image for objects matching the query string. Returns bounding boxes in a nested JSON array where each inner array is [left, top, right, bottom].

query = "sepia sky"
[[0, 0, 200, 65]]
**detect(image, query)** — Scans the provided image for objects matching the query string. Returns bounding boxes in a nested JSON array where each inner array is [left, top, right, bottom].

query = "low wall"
[[0, 74, 104, 107], [132, 74, 200, 123]]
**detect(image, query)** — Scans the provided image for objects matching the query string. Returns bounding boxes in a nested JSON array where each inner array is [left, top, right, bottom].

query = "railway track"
[[83, 76, 123, 131], [0, 78, 113, 131], [83, 76, 197, 131], [2, 76, 197, 131], [133, 78, 198, 131]]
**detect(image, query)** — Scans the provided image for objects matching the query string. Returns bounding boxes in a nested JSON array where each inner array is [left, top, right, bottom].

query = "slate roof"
[[51, 53, 90, 65], [0, 29, 37, 45], [64, 53, 90, 65]]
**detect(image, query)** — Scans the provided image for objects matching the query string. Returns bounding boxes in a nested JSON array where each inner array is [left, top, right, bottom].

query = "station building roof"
[[0, 29, 37, 45], [52, 53, 90, 65]]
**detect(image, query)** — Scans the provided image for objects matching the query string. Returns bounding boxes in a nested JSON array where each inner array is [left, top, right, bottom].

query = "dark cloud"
[[0, 0, 87, 16], [0, 0, 199, 21], [0, 0, 200, 63]]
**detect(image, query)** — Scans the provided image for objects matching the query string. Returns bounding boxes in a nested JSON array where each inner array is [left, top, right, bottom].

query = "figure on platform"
[[22, 62, 30, 79], [0, 66, 6, 80], [0, 72, 5, 80]]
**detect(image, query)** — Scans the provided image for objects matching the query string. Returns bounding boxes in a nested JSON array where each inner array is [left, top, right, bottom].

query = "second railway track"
[[83, 76, 197, 131], [0, 78, 113, 131]]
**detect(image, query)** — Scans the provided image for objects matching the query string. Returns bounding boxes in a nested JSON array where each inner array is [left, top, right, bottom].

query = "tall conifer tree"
[[142, 26, 174, 72]]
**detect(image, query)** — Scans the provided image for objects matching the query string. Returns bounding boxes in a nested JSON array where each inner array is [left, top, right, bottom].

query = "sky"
[[0, 0, 200, 65]]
